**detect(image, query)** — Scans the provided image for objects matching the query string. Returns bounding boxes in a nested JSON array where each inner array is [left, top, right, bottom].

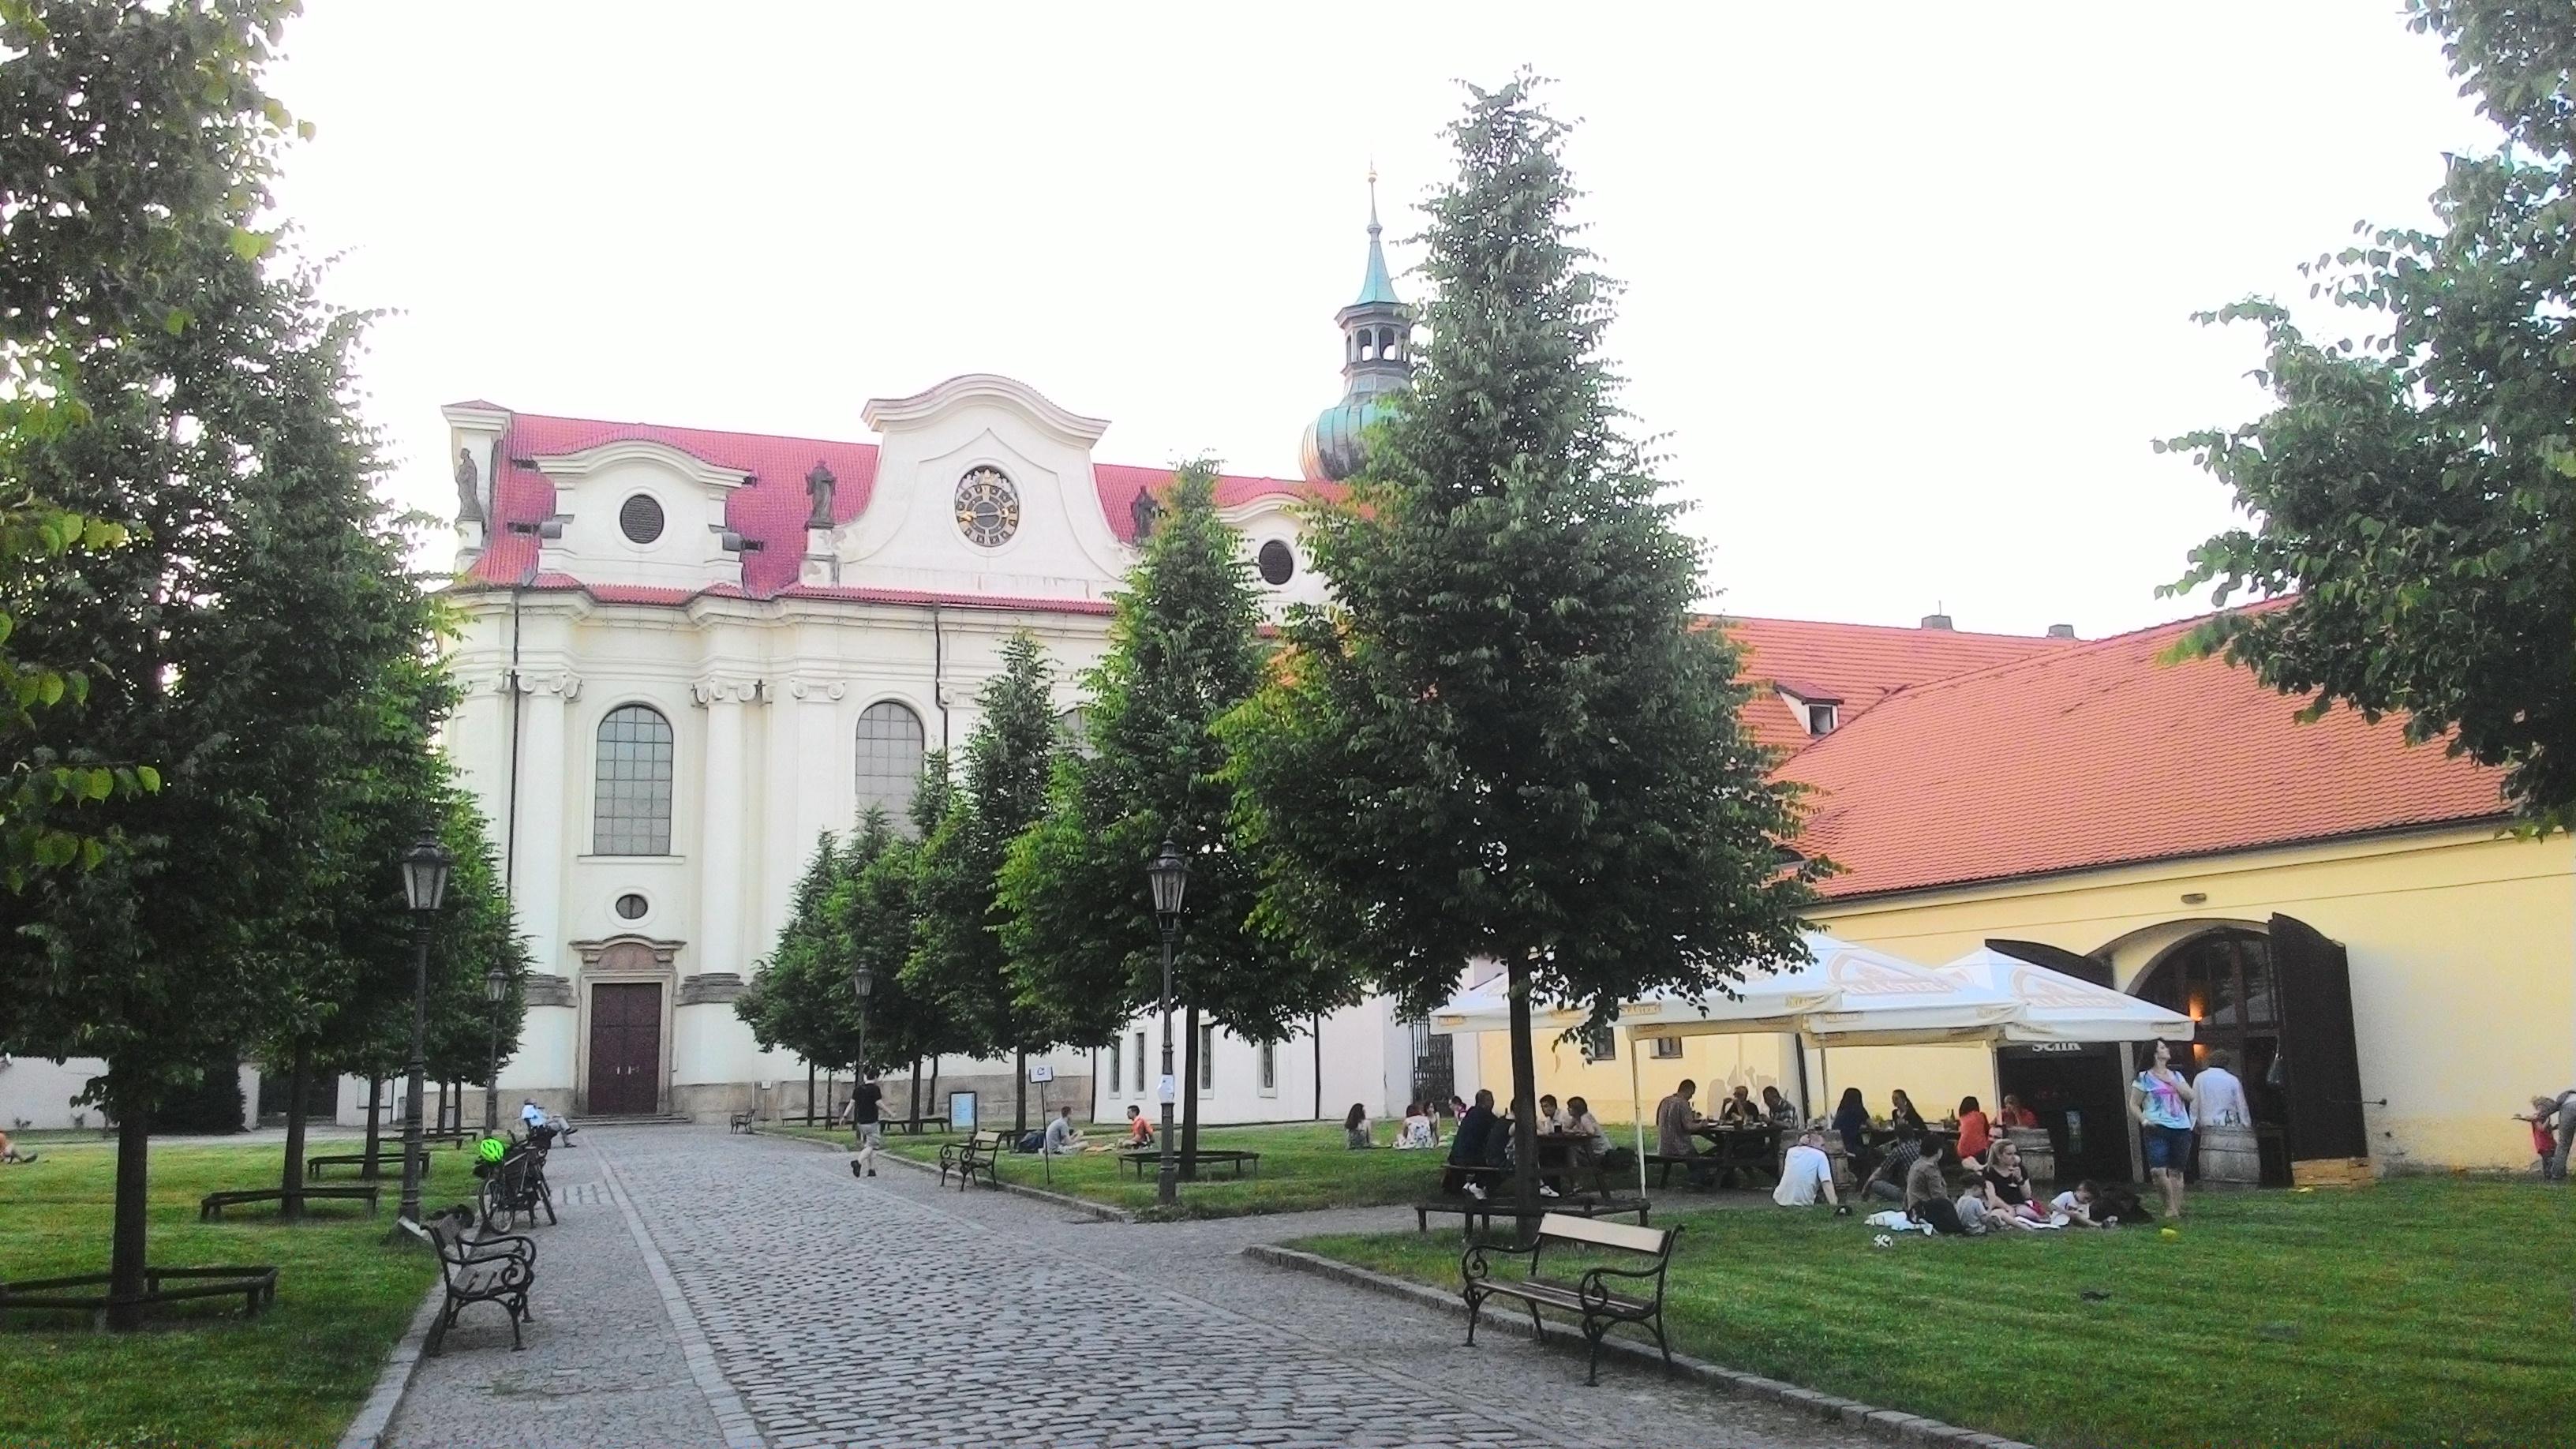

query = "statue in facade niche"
[[453, 447, 485, 526], [805, 461, 837, 530], [1130, 486, 1163, 541]]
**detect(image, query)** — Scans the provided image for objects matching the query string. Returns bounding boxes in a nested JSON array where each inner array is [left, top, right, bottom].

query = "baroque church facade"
[[429, 201, 1437, 1124]]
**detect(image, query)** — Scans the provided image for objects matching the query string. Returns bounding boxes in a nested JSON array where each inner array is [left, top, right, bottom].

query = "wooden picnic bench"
[[404, 1212, 537, 1354], [200, 1185, 382, 1221], [1461, 1211, 1683, 1385], [939, 1129, 1006, 1191], [1114, 1148, 1260, 1180], [1416, 1192, 1649, 1236]]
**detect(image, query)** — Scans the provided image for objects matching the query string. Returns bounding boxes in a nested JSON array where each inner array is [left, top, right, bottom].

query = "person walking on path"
[[2192, 1049, 2250, 1128], [844, 1075, 885, 1178], [2131, 1039, 2197, 1221]]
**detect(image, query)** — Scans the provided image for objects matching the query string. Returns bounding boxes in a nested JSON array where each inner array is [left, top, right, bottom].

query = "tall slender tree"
[[1226, 76, 1820, 1212], [1004, 462, 1357, 1171], [905, 635, 1062, 1132]]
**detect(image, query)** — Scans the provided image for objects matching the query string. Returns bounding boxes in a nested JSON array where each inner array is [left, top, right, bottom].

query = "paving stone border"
[[593, 1150, 770, 1449], [332, 1273, 445, 1449], [763, 1125, 1136, 1222], [1242, 1243, 2035, 1449]]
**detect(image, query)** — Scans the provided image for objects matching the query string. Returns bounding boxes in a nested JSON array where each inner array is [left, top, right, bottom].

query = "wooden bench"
[[0, 1265, 278, 1321], [200, 1185, 382, 1221], [1417, 1193, 1649, 1236], [728, 1111, 754, 1133], [403, 1213, 537, 1354], [1461, 1211, 1682, 1385], [1114, 1148, 1260, 1181], [888, 1113, 949, 1135], [307, 1151, 406, 1178], [938, 1129, 1005, 1191]]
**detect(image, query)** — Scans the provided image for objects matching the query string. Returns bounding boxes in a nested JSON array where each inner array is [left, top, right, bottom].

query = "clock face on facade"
[[953, 466, 1020, 548]]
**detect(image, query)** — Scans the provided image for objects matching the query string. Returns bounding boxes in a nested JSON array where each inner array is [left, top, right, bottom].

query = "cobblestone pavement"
[[385, 1137, 733, 1449], [616, 1126, 1870, 1449]]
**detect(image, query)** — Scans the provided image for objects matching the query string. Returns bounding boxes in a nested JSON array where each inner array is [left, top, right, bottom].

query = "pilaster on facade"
[[691, 675, 765, 707], [519, 670, 585, 701]]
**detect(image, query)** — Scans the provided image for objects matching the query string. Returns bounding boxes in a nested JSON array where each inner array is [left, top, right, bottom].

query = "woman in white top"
[[1396, 1103, 1436, 1149], [2191, 1048, 2250, 1127]]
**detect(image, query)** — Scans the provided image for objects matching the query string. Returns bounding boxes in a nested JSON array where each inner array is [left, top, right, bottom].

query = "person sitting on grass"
[[1977, 1136, 2049, 1226], [1905, 1137, 1977, 1234], [1773, 1127, 1847, 1212], [1041, 1105, 1084, 1157], [1397, 1103, 1436, 1149], [1124, 1104, 1153, 1148], [1444, 1089, 1500, 1199], [0, 1129, 34, 1164], [1860, 1127, 1925, 1204], [2049, 1180, 2115, 1228], [1343, 1103, 1375, 1148]]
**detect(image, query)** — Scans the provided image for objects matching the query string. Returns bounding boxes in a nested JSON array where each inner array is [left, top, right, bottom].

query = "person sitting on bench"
[[1124, 1104, 1153, 1148], [1656, 1079, 1718, 1188], [1443, 1089, 1500, 1199]]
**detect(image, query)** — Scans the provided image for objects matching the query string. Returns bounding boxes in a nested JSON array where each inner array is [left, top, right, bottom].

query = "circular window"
[[619, 494, 665, 545], [953, 466, 1020, 549], [614, 893, 649, 921], [1256, 538, 1296, 586]]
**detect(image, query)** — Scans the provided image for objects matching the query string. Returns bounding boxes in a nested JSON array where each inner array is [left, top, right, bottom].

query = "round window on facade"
[[619, 493, 665, 545], [1256, 538, 1296, 586], [614, 893, 650, 921]]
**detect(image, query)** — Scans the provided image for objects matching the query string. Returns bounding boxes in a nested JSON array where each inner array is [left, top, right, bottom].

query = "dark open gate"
[[2270, 913, 2368, 1161]]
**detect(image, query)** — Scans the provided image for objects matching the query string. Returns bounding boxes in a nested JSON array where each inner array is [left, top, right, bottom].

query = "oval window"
[[614, 893, 649, 921], [619, 494, 665, 545], [1256, 538, 1295, 586]]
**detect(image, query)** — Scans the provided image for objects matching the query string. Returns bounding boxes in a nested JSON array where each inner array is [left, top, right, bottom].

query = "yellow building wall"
[[1808, 826, 2574, 1171]]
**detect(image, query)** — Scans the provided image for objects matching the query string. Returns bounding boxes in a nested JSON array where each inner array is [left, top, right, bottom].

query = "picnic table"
[[1115, 1148, 1259, 1180], [1690, 1122, 1783, 1188]]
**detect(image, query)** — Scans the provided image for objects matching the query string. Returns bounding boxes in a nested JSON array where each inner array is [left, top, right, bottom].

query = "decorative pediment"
[[568, 934, 683, 976], [531, 439, 752, 492], [862, 373, 1110, 449]]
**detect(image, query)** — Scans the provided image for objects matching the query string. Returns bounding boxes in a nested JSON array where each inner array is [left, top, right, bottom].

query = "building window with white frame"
[[1133, 1030, 1147, 1093], [1257, 1042, 1277, 1093], [593, 704, 675, 856], [1652, 1035, 1683, 1060], [1198, 1024, 1215, 1091], [1579, 1022, 1617, 1063], [1105, 1038, 1121, 1099], [855, 701, 927, 827]]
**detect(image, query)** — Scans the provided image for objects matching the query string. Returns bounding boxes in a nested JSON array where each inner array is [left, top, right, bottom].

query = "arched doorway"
[[2131, 927, 2289, 1183]]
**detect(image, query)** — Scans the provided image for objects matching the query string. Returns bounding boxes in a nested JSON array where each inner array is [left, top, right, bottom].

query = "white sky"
[[265, 3, 2488, 640]]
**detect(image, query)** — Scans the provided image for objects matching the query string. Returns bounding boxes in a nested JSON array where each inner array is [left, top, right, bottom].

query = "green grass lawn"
[[1296, 1176, 2576, 1447], [0, 1140, 477, 1449], [769, 1118, 1472, 1219]]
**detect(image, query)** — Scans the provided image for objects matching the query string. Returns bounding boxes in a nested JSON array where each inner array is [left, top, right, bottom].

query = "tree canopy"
[[2161, 0, 2574, 833]]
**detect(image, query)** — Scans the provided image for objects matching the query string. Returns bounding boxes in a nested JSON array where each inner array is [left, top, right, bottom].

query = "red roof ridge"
[[500, 407, 887, 459], [1703, 612, 2069, 645], [1791, 612, 2222, 748]]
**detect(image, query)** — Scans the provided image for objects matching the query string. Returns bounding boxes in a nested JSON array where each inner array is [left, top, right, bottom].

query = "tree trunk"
[[908, 1057, 923, 1125], [107, 1103, 151, 1332], [1312, 1013, 1324, 1121], [806, 1061, 818, 1125], [279, 1041, 313, 1222], [1180, 1005, 1202, 1180], [361, 1075, 384, 1178], [927, 1055, 941, 1129], [1013, 1049, 1028, 1133], [1506, 956, 1541, 1234]]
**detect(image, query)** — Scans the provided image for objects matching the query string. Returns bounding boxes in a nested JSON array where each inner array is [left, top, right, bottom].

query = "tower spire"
[[1352, 164, 1399, 309], [1300, 172, 1413, 484]]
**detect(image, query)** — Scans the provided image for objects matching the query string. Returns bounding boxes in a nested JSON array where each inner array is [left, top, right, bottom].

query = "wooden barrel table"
[[2005, 1125, 2056, 1184], [2198, 1124, 2261, 1187]]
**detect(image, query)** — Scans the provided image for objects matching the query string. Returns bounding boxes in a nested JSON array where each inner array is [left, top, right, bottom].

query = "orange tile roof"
[[1778, 612, 2511, 900], [1707, 615, 2076, 756]]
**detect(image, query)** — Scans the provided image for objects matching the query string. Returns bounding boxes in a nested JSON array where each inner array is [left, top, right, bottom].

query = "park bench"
[[728, 1111, 754, 1133], [0, 1265, 278, 1323], [403, 1212, 537, 1354], [1461, 1211, 1682, 1386], [476, 1144, 556, 1231], [1416, 1193, 1649, 1237], [1114, 1147, 1260, 1180], [939, 1129, 1006, 1191], [887, 1113, 949, 1135], [307, 1151, 406, 1178], [200, 1185, 382, 1221]]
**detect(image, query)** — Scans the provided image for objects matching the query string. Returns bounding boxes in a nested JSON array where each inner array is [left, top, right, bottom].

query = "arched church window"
[[855, 701, 927, 827], [1054, 706, 1092, 758], [593, 705, 675, 856]]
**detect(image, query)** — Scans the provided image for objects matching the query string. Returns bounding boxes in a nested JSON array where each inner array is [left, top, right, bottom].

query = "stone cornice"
[[777, 676, 847, 702], [691, 676, 764, 706], [515, 671, 583, 700], [531, 438, 752, 492]]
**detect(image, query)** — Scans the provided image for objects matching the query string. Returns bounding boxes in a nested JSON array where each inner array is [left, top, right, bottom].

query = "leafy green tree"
[[2160, 0, 2573, 834], [1004, 462, 1357, 1169], [1225, 76, 1819, 1209], [0, 1, 447, 1324], [905, 634, 1061, 1132]]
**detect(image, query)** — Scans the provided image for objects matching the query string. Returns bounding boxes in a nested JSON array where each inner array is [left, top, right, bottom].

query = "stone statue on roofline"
[[1130, 486, 1163, 542], [453, 447, 484, 526], [805, 461, 837, 531]]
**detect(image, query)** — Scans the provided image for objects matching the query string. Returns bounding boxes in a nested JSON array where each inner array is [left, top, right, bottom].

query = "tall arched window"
[[1054, 706, 1092, 758], [855, 701, 926, 827], [593, 705, 675, 856]]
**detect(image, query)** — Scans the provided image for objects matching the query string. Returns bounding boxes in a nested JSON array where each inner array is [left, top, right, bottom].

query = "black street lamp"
[[482, 963, 511, 1134], [1147, 838, 1190, 1207], [851, 964, 874, 1107], [395, 829, 455, 1231]]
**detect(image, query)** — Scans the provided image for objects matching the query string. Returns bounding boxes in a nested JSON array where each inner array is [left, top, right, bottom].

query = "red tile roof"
[[460, 406, 1314, 604], [1707, 615, 2076, 756], [1779, 612, 2510, 900]]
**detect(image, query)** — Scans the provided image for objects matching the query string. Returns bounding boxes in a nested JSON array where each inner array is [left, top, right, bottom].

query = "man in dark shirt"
[[845, 1076, 885, 1178], [1445, 1089, 1499, 1199], [1862, 1129, 1923, 1204]]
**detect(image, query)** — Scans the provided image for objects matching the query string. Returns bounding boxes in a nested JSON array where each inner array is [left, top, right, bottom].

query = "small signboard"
[[1157, 1073, 1177, 1103], [948, 1090, 977, 1130], [1028, 1063, 1055, 1083]]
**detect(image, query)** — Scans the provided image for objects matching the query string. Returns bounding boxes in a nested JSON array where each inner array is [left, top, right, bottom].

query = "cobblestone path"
[[613, 1126, 1865, 1449]]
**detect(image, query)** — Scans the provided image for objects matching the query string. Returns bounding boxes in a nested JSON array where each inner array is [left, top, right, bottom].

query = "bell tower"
[[1300, 172, 1413, 484]]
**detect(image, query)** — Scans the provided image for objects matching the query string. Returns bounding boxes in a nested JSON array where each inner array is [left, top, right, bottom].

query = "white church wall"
[[0, 1054, 106, 1130]]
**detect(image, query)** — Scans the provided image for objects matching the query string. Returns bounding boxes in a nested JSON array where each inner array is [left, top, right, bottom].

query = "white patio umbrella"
[[1935, 948, 2196, 1044]]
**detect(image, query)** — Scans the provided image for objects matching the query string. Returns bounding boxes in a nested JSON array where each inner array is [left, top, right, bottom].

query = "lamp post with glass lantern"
[[395, 829, 455, 1230], [851, 963, 874, 1127], [1147, 839, 1190, 1207], [482, 963, 511, 1134]]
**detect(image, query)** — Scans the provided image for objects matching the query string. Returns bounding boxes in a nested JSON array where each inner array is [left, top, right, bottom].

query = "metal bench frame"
[[1461, 1211, 1681, 1386], [200, 1185, 382, 1221], [404, 1212, 537, 1354], [939, 1130, 1006, 1191]]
